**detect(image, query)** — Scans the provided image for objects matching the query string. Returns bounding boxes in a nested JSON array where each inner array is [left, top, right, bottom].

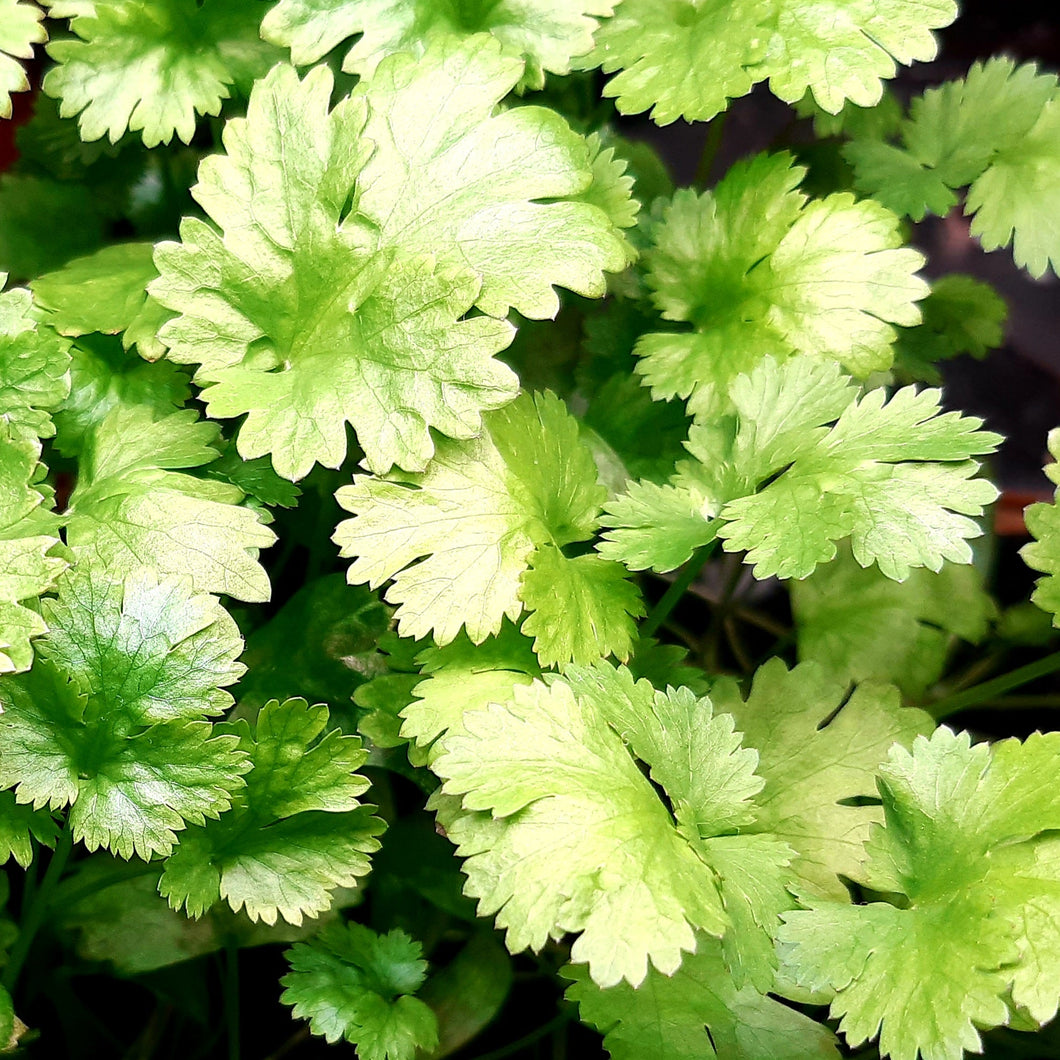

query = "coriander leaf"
[[50, 333, 189, 457], [281, 922, 438, 1060], [520, 546, 643, 669], [780, 727, 1060, 1058], [0, 0, 45, 119], [151, 62, 518, 480], [586, 0, 771, 125], [760, 0, 956, 113], [637, 154, 927, 417], [566, 938, 841, 1060], [42, 0, 283, 146], [0, 277, 71, 442], [710, 659, 933, 900], [792, 547, 994, 697], [262, 0, 617, 91], [1023, 429, 1060, 625], [63, 406, 275, 602], [432, 678, 730, 987], [892, 274, 1007, 382], [0, 565, 248, 858], [401, 621, 540, 761], [603, 358, 999, 580], [842, 139, 955, 221], [160, 698, 384, 925], [31, 242, 173, 359], [352, 36, 634, 319], [336, 391, 642, 665], [0, 428, 67, 673], [0, 789, 58, 868]]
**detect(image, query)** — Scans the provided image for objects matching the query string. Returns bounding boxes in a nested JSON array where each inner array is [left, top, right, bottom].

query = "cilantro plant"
[[1, 2, 1060, 1058]]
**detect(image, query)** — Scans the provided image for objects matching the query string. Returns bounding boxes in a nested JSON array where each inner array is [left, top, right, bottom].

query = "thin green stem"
[[225, 943, 241, 1060], [2, 824, 73, 993], [641, 543, 717, 640], [471, 1010, 574, 1060], [930, 649, 1060, 718], [694, 113, 727, 187]]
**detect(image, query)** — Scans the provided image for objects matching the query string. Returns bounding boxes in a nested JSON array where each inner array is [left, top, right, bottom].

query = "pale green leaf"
[[0, 0, 46, 119], [0, 789, 58, 868], [1024, 429, 1060, 625]]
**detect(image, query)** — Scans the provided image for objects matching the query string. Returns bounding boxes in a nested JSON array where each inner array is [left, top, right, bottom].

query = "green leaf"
[[63, 406, 275, 602], [0, 0, 46, 119], [0, 428, 67, 673], [151, 62, 517, 480], [432, 668, 791, 988], [160, 698, 384, 925], [262, 0, 617, 91], [710, 659, 933, 900], [336, 391, 641, 665], [587, 0, 771, 125], [780, 727, 1060, 1058], [589, 0, 955, 122], [759, 0, 956, 112], [0, 277, 71, 442], [351, 36, 634, 320], [50, 333, 190, 457], [42, 0, 283, 146], [0, 788, 58, 868], [0, 564, 248, 858], [603, 358, 1000, 580], [892, 274, 1007, 381], [792, 547, 995, 697], [566, 937, 841, 1060], [31, 241, 172, 359], [636, 154, 927, 417], [282, 922, 438, 1060], [1022, 429, 1060, 626]]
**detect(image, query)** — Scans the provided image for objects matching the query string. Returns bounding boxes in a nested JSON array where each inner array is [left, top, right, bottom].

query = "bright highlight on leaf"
[[636, 152, 928, 418], [601, 358, 1000, 581], [262, 0, 617, 91], [335, 391, 642, 666], [780, 727, 1060, 1060], [847, 58, 1060, 277], [42, 0, 283, 146], [431, 664, 795, 989], [0, 565, 249, 859], [0, 0, 46, 120], [281, 922, 439, 1060], [588, 0, 956, 123], [160, 698, 384, 925]]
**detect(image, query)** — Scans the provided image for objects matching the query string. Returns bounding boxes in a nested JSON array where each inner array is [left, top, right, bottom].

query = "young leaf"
[[601, 358, 1001, 581], [1022, 428, 1060, 625], [636, 153, 927, 418], [0, 276, 71, 443], [335, 391, 643, 665], [42, 0, 283, 146], [0, 429, 67, 673], [281, 922, 439, 1060], [160, 698, 384, 925], [262, 0, 617, 91], [0, 565, 249, 858], [0, 0, 46, 119], [565, 938, 841, 1060], [0, 789, 58, 868], [710, 659, 933, 900], [792, 549, 994, 698], [63, 407, 275, 602], [780, 727, 1060, 1058]]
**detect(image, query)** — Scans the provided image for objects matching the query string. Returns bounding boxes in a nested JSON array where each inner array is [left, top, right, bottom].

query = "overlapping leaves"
[[151, 42, 632, 479], [780, 728, 1060, 1060], [601, 358, 1000, 581], [0, 565, 248, 858], [1023, 428, 1060, 626], [0, 0, 45, 120], [635, 152, 927, 418], [335, 391, 642, 666], [160, 698, 384, 925]]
